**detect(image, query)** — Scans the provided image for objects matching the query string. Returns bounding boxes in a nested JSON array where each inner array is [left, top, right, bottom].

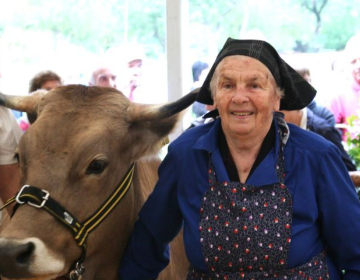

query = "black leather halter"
[[0, 163, 135, 280]]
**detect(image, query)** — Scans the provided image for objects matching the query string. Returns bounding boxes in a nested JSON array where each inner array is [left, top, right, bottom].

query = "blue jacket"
[[120, 117, 360, 280]]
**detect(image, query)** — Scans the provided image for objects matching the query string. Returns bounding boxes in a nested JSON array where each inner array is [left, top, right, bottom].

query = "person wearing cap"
[[119, 38, 360, 279], [122, 46, 145, 102], [329, 34, 360, 137]]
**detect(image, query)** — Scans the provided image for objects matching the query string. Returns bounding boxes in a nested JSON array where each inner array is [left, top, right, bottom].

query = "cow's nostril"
[[16, 242, 35, 265]]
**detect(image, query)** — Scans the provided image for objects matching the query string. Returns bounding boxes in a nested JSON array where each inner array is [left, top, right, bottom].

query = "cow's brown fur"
[[0, 209, 10, 233], [0, 85, 190, 279]]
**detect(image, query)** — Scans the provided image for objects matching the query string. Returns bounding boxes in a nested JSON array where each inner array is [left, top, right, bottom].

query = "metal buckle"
[[69, 262, 85, 280], [15, 185, 50, 209], [15, 185, 29, 205]]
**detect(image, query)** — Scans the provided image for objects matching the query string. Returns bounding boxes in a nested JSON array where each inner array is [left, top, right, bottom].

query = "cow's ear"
[[126, 90, 197, 160], [126, 111, 183, 160], [0, 90, 48, 124]]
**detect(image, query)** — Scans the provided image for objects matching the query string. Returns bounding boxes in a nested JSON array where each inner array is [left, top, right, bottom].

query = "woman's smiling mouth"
[[232, 112, 253, 116]]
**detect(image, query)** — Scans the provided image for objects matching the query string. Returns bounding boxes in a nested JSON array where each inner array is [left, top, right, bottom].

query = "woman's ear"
[[273, 97, 281, 112], [210, 91, 217, 109]]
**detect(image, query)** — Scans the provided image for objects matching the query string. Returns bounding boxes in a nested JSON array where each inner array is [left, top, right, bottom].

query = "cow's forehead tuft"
[[37, 86, 129, 118]]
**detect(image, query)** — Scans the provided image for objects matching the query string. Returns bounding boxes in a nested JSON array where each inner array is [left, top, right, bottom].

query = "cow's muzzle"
[[0, 239, 34, 278]]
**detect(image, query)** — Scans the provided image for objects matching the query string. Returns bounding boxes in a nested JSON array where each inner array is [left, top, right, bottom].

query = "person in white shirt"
[[0, 107, 22, 216]]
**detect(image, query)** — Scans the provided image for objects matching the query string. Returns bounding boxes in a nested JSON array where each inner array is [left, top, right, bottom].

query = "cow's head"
[[0, 85, 196, 279]]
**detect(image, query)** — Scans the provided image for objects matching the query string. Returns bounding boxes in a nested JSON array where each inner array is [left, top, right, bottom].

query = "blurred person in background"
[[121, 45, 145, 102], [329, 34, 360, 137], [281, 107, 356, 171], [0, 95, 22, 217], [191, 60, 210, 118], [18, 70, 63, 131], [29, 70, 63, 92], [296, 67, 336, 126], [89, 67, 117, 89], [107, 44, 166, 104], [187, 103, 217, 129], [282, 66, 356, 171]]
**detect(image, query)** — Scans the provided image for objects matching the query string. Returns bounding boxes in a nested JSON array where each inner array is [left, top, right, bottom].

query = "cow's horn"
[[128, 88, 199, 122], [0, 90, 47, 114]]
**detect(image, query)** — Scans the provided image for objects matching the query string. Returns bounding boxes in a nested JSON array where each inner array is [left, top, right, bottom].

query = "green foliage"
[[127, 0, 166, 57], [188, 0, 359, 56], [0, 0, 360, 59], [321, 2, 360, 50], [346, 114, 360, 169]]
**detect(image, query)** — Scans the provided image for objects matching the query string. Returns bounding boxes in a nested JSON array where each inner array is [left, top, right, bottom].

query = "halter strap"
[[75, 163, 135, 246], [0, 163, 135, 279]]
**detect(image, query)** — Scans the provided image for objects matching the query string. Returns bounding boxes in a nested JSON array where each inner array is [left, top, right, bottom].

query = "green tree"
[[301, 0, 328, 35], [1, 0, 360, 59], [189, 0, 360, 55]]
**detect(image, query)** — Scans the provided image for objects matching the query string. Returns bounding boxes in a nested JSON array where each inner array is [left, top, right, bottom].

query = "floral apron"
[[187, 115, 330, 280]]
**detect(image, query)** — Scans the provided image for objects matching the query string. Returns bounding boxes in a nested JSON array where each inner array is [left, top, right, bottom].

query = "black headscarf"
[[196, 38, 316, 110]]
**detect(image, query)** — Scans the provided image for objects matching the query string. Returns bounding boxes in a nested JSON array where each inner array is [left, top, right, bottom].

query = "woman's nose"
[[232, 86, 249, 103]]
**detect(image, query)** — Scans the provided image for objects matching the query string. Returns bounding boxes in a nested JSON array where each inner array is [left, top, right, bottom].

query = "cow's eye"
[[87, 159, 107, 174]]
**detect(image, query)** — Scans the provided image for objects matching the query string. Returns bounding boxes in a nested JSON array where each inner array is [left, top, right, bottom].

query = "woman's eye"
[[86, 160, 107, 174]]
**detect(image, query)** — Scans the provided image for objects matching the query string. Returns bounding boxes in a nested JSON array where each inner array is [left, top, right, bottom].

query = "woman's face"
[[212, 55, 280, 139]]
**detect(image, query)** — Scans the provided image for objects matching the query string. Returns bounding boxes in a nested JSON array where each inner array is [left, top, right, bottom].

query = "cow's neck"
[[80, 158, 161, 279]]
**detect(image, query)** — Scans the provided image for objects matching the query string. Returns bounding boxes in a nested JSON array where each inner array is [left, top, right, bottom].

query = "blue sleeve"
[[317, 145, 360, 278], [119, 145, 183, 279], [119, 220, 169, 280]]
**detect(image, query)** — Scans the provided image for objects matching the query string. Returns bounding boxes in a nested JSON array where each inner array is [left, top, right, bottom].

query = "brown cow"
[[0, 85, 195, 279]]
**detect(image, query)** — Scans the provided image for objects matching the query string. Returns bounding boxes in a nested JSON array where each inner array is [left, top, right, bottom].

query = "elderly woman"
[[119, 38, 360, 279]]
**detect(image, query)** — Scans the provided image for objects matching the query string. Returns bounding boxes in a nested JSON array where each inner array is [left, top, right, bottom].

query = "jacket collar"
[[193, 117, 282, 186]]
